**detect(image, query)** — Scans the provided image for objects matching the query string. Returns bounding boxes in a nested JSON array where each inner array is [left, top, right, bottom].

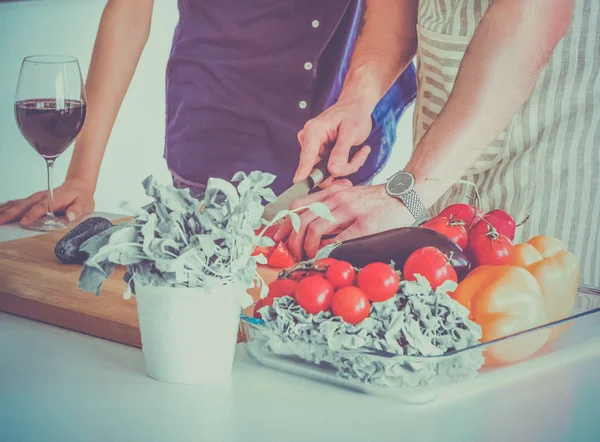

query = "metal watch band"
[[399, 189, 429, 223]]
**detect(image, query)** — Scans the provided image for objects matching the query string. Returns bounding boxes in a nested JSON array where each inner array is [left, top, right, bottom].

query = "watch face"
[[387, 172, 414, 196]]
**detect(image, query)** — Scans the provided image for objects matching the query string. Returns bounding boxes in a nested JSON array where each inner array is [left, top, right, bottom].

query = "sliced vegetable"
[[357, 262, 400, 302], [452, 265, 550, 364], [331, 286, 371, 325], [267, 241, 295, 268], [295, 276, 335, 314], [403, 247, 457, 290], [325, 261, 356, 288]]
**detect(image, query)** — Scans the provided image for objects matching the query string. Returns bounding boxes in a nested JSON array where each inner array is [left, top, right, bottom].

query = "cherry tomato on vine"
[[253, 278, 298, 319], [357, 262, 400, 302], [326, 261, 356, 288], [331, 286, 371, 325], [403, 247, 457, 290], [423, 215, 469, 249], [472, 209, 518, 241], [295, 276, 335, 314], [468, 224, 514, 266], [437, 204, 484, 229]]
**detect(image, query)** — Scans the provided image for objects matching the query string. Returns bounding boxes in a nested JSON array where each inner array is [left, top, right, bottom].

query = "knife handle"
[[308, 145, 362, 189]]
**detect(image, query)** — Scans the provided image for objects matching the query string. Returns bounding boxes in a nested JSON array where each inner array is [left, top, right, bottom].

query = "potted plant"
[[77, 171, 331, 384]]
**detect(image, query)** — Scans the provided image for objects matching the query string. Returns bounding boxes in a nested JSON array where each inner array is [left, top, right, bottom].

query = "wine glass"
[[14, 55, 87, 231]]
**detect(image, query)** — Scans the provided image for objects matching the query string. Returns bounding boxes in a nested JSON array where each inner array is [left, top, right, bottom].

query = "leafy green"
[[78, 171, 333, 308]]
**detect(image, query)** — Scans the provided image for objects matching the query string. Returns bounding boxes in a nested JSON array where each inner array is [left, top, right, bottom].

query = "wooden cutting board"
[[0, 226, 278, 348]]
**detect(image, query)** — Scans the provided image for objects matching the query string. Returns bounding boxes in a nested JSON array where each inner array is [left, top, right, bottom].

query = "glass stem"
[[46, 159, 56, 220]]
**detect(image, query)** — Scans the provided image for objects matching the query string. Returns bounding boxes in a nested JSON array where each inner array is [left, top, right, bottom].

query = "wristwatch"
[[385, 171, 430, 223]]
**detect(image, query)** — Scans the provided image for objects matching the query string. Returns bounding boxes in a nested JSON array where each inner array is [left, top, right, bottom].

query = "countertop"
[[1, 218, 599, 442]]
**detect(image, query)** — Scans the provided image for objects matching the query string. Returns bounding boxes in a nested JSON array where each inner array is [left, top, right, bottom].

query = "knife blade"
[[261, 159, 328, 221], [262, 145, 362, 222]]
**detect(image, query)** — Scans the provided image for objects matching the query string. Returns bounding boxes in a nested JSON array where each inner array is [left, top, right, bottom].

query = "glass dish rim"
[[241, 283, 600, 362]]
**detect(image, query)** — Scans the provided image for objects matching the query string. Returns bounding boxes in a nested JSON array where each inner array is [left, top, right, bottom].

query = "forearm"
[[67, 0, 153, 190], [337, 0, 418, 113], [406, 0, 574, 207]]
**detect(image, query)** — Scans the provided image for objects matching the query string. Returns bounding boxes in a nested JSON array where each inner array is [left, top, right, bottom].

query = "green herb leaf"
[[289, 212, 302, 232], [308, 202, 335, 222]]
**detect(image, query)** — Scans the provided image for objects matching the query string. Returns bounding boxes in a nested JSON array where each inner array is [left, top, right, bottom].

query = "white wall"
[[0, 0, 412, 213]]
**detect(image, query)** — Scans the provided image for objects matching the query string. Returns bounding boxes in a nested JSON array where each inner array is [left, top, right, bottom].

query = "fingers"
[[273, 216, 293, 242], [331, 222, 365, 243], [290, 178, 353, 209], [20, 199, 50, 226], [337, 145, 371, 177], [0, 194, 45, 225], [294, 120, 329, 183], [327, 123, 363, 176], [287, 208, 324, 260], [303, 209, 354, 259], [65, 197, 94, 223]]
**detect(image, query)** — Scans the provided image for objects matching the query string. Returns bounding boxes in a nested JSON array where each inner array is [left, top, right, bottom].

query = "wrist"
[[338, 65, 388, 113], [65, 174, 97, 193]]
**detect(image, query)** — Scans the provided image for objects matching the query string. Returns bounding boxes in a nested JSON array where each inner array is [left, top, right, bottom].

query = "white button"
[[299, 101, 307, 109], [311, 20, 320, 28], [304, 62, 313, 70]]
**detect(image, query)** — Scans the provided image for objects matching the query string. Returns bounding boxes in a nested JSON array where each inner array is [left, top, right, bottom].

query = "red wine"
[[15, 98, 86, 158]]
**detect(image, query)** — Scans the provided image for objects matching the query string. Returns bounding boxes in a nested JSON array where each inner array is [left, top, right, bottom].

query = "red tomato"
[[252, 225, 279, 257], [357, 262, 400, 302], [267, 242, 295, 269], [253, 297, 269, 319], [295, 276, 335, 314], [289, 269, 319, 281], [267, 278, 298, 298], [253, 279, 298, 319], [403, 247, 457, 290], [313, 258, 338, 271], [468, 224, 514, 266], [325, 261, 356, 288], [437, 204, 483, 229], [252, 245, 273, 258], [472, 210, 517, 241], [254, 224, 278, 239], [423, 215, 469, 250], [331, 286, 371, 325]]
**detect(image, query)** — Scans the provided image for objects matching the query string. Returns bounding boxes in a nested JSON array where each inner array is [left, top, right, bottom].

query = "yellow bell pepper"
[[452, 265, 551, 364], [513, 236, 580, 337], [452, 235, 580, 364]]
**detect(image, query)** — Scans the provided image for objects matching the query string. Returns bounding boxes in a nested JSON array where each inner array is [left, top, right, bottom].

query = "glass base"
[[23, 215, 67, 232]]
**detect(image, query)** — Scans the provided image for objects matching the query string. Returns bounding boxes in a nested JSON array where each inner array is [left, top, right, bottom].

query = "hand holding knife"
[[261, 146, 360, 222]]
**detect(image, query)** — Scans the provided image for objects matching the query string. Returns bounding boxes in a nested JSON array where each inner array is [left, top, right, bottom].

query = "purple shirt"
[[165, 0, 416, 195]]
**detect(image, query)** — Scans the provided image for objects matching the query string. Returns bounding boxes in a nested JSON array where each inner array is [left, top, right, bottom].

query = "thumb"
[[328, 123, 361, 176], [65, 198, 92, 223]]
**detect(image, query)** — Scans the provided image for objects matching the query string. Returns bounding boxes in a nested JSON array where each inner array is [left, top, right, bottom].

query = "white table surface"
[[1, 218, 599, 442]]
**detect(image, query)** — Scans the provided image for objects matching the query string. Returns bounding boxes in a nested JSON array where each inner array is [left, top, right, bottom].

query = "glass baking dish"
[[240, 284, 600, 404]]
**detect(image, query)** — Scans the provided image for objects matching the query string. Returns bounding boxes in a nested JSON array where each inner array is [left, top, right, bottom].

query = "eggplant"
[[55, 217, 113, 264], [327, 227, 471, 281]]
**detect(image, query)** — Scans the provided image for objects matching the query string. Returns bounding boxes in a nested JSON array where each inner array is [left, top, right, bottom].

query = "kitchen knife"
[[261, 156, 330, 222]]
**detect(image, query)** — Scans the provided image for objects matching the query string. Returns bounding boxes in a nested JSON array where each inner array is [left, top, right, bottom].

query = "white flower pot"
[[134, 283, 243, 384]]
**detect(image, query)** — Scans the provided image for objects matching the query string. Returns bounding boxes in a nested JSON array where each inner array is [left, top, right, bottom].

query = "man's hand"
[[274, 183, 415, 260], [293, 99, 373, 184], [0, 178, 95, 227]]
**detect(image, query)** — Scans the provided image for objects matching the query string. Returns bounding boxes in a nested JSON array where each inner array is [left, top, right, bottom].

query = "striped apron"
[[415, 0, 600, 287]]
